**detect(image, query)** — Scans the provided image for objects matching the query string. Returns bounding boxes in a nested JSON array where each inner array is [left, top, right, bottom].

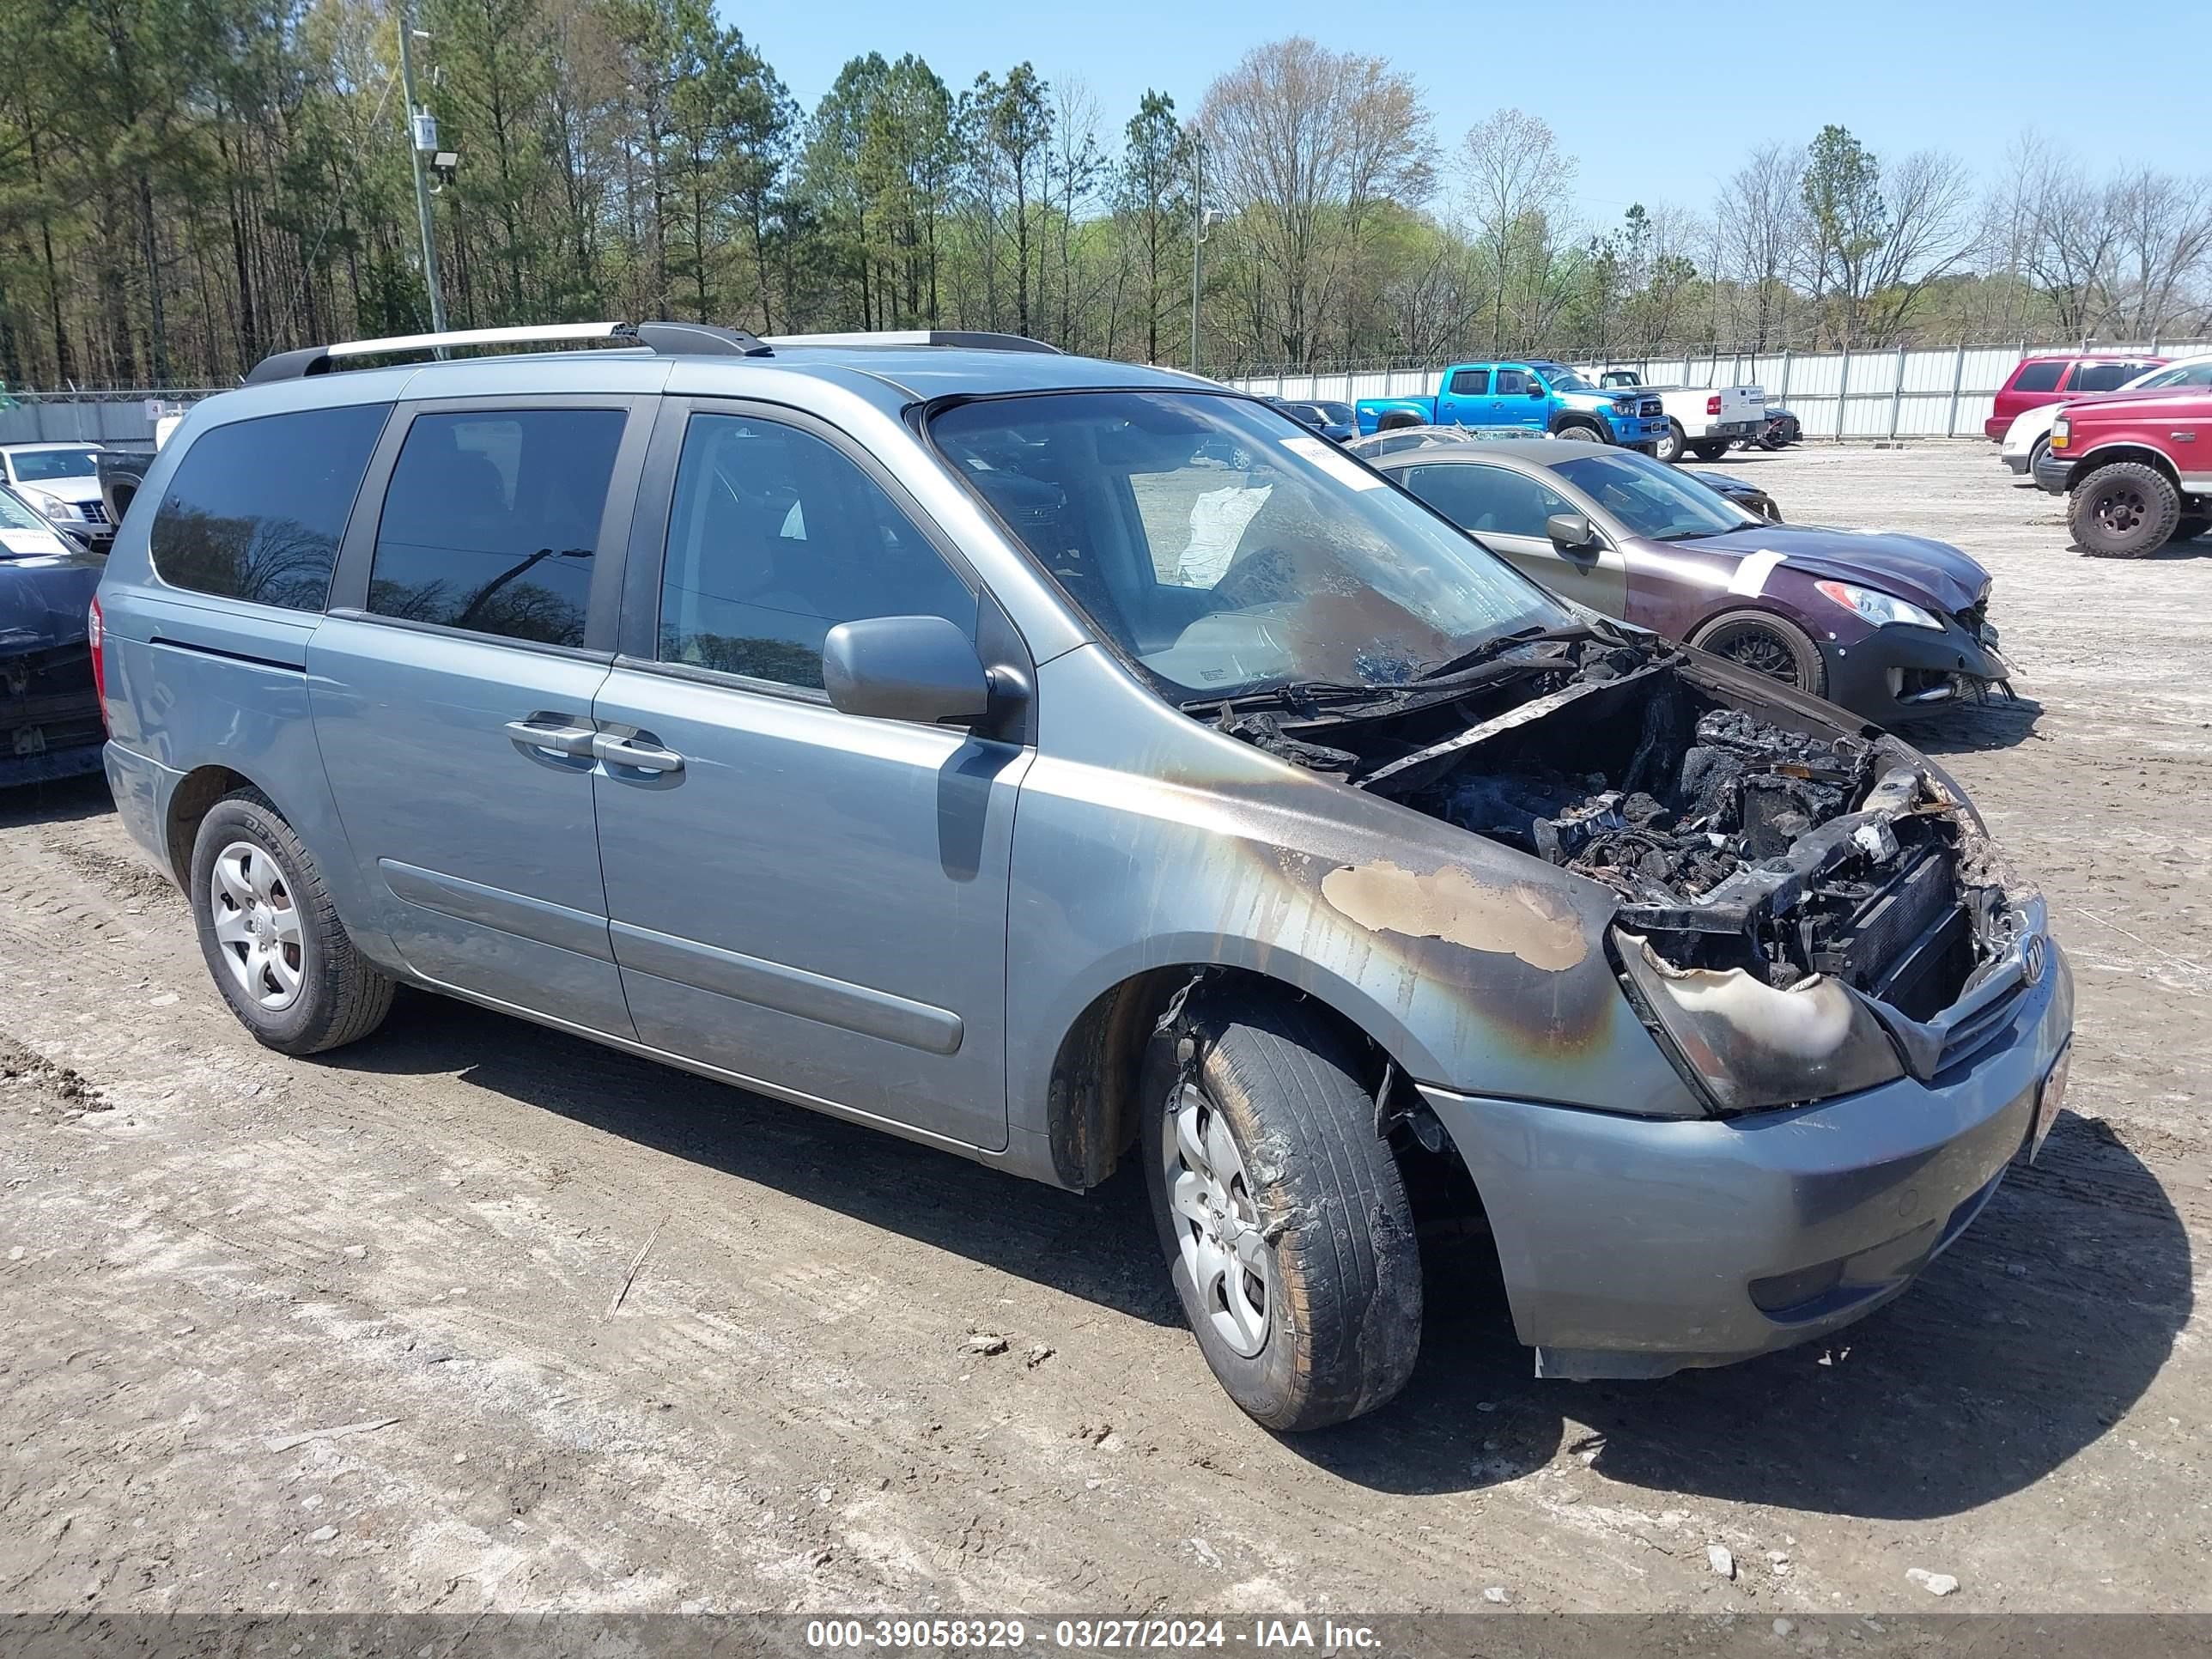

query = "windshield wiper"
[[1186, 679, 1410, 719], [1413, 623, 1621, 682]]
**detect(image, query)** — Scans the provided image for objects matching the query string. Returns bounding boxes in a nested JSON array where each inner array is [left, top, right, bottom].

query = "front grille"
[[78, 501, 107, 525], [1935, 977, 2028, 1077], [1639, 398, 1663, 418]]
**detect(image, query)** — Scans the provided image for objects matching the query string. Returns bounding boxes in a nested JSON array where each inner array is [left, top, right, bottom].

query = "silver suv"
[[93, 323, 2073, 1430]]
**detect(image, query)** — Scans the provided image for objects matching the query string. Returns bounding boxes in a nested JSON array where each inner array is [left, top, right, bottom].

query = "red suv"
[[1985, 353, 2165, 441], [2033, 386, 2212, 556]]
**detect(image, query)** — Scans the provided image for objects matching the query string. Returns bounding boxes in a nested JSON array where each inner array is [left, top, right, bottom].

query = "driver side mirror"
[[1546, 512, 1601, 551], [823, 615, 990, 727], [1527, 384, 1547, 399]]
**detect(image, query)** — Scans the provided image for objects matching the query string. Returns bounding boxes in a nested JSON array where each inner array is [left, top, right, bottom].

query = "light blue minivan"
[[94, 323, 2073, 1431]]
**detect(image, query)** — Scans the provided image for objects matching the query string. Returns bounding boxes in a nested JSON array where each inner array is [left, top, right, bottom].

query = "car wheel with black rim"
[[191, 788, 395, 1055], [1691, 608, 1828, 697], [1653, 419, 1686, 464], [2069, 461, 2180, 558], [1143, 988, 1422, 1431]]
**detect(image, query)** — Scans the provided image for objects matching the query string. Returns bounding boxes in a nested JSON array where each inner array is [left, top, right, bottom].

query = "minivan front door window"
[[658, 413, 975, 689]]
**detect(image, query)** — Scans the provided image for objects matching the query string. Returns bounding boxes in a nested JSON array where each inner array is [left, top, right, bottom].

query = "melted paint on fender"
[[1320, 859, 1588, 971]]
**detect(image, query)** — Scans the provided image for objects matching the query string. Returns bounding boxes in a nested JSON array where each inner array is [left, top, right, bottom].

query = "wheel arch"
[[2064, 443, 2183, 493], [1043, 963, 1424, 1192], [165, 763, 261, 887]]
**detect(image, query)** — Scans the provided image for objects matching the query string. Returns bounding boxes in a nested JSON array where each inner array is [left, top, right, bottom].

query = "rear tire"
[[1653, 419, 1686, 464], [190, 789, 395, 1055], [1143, 988, 1422, 1432], [2069, 462, 2180, 558], [1691, 608, 1828, 697], [1689, 440, 1732, 461]]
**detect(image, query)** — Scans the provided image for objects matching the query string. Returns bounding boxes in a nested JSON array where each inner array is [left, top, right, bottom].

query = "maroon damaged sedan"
[[1376, 438, 2009, 721]]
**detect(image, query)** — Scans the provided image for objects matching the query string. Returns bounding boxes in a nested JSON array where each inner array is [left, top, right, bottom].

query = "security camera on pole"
[[396, 2, 449, 335]]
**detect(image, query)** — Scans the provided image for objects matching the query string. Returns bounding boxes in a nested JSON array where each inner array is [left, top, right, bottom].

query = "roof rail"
[[241, 320, 773, 386], [763, 330, 1062, 356]]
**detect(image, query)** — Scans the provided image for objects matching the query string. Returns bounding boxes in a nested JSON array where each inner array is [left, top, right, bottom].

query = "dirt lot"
[[1, 442, 2206, 1618]]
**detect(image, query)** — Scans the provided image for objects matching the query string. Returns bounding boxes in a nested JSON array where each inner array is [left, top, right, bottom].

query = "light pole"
[[1190, 134, 1220, 376], [396, 3, 448, 333]]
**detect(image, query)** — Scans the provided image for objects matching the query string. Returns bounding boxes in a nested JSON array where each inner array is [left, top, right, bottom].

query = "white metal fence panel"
[[1233, 338, 2212, 441]]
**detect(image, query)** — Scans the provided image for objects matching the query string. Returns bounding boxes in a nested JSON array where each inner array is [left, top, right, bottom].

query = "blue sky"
[[732, 0, 2207, 232]]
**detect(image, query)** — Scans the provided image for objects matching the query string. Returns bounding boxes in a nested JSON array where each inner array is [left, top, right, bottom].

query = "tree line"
[[3, 10, 2208, 391]]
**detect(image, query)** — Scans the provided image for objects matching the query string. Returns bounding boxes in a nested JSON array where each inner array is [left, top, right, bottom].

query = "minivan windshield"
[[1550, 448, 1755, 541], [930, 392, 1571, 701]]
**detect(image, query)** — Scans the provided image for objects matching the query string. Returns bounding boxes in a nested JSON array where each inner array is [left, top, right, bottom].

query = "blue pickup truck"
[[1354, 361, 1669, 449]]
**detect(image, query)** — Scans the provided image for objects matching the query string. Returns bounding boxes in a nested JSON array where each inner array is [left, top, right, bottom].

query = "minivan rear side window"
[[2008, 362, 2065, 393], [149, 404, 389, 611], [2069, 361, 2153, 392], [367, 409, 626, 648]]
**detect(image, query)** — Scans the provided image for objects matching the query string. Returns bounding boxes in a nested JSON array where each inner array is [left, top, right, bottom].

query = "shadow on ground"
[[327, 989, 1182, 1330], [332, 989, 2188, 1522], [0, 772, 112, 832]]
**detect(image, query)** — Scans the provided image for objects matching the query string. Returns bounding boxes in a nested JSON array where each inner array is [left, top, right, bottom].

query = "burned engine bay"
[[1219, 632, 2027, 1027]]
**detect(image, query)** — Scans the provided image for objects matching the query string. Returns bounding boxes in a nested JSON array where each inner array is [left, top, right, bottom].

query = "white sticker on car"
[[1727, 549, 1787, 598], [0, 529, 66, 556], [1281, 434, 1383, 490]]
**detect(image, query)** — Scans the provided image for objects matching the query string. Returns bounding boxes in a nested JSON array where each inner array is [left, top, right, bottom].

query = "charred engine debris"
[[1216, 632, 2015, 1020]]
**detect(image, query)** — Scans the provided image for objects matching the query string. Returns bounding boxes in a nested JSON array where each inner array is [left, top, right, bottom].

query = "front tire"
[[191, 789, 395, 1055], [1692, 608, 1828, 697], [1653, 419, 1686, 464], [1554, 422, 1604, 443], [1143, 990, 1421, 1432], [2070, 462, 2180, 558]]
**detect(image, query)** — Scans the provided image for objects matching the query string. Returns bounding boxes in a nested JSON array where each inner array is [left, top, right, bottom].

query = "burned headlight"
[[1616, 930, 1905, 1114]]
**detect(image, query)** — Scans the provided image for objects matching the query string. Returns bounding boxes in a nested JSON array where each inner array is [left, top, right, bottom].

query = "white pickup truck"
[[1589, 369, 1765, 465]]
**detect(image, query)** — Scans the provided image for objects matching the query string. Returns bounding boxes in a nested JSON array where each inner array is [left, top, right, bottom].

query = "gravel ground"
[[0, 441, 2205, 1618]]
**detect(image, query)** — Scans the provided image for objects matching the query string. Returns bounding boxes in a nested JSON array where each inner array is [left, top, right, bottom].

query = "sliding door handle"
[[504, 717, 598, 758]]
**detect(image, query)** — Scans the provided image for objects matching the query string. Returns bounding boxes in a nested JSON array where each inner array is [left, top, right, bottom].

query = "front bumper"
[[1821, 620, 2010, 720], [2033, 448, 2074, 494], [2002, 450, 2034, 476], [1422, 940, 2072, 1378], [1609, 416, 1672, 445]]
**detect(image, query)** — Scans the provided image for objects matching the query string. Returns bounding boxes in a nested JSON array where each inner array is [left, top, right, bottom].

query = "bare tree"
[[1198, 36, 1434, 368], [2109, 167, 2212, 339], [1718, 142, 1800, 349], [1857, 150, 1978, 344], [1459, 108, 1576, 353]]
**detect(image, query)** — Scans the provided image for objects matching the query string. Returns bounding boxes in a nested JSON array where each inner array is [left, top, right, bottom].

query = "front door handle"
[[592, 732, 685, 775], [505, 716, 597, 758]]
